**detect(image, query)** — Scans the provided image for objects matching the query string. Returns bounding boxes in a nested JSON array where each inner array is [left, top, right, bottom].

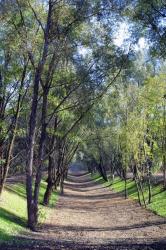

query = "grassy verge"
[[92, 173, 166, 217], [0, 179, 58, 242]]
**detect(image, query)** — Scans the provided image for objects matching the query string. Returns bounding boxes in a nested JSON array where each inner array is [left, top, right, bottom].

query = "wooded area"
[[0, 0, 166, 249]]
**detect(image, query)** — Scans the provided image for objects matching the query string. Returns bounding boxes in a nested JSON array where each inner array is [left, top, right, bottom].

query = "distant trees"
[[80, 69, 166, 203]]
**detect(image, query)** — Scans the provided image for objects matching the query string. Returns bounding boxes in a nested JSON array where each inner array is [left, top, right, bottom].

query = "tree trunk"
[[33, 89, 48, 225], [43, 181, 53, 206], [26, 2, 52, 230], [60, 174, 64, 195], [163, 155, 166, 189], [139, 178, 146, 208], [133, 164, 147, 207], [0, 136, 15, 194], [43, 156, 54, 205], [26, 67, 41, 230], [163, 99, 166, 189], [124, 166, 128, 199], [134, 177, 142, 206], [97, 156, 108, 181], [147, 165, 152, 204]]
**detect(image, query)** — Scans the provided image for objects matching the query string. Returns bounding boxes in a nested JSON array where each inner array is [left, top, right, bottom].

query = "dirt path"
[[2, 173, 166, 249]]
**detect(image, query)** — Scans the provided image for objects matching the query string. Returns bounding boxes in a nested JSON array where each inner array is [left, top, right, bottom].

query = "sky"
[[78, 21, 148, 58], [113, 22, 130, 47]]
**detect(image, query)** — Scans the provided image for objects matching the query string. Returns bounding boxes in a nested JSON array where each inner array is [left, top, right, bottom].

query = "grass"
[[92, 173, 166, 217], [0, 179, 58, 242]]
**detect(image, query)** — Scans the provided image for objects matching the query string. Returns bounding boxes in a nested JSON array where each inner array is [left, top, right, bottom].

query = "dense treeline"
[[0, 0, 165, 230], [80, 71, 166, 204]]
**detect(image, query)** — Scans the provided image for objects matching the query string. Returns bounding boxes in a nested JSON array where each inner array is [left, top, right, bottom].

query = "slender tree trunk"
[[54, 172, 60, 189], [43, 156, 54, 205], [109, 162, 115, 184], [0, 134, 16, 194], [139, 178, 146, 208], [60, 174, 64, 195], [26, 69, 40, 230], [33, 90, 48, 225], [163, 101, 166, 189], [124, 166, 128, 199], [135, 167, 146, 208], [43, 117, 58, 205], [163, 155, 166, 189], [148, 165, 152, 204], [133, 164, 142, 206], [26, 2, 52, 230], [97, 156, 108, 181], [134, 177, 142, 206], [59, 146, 65, 195], [0, 145, 4, 187], [26, 68, 48, 230]]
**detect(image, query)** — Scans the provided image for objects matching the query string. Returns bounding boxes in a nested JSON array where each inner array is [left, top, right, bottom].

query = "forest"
[[0, 0, 166, 249]]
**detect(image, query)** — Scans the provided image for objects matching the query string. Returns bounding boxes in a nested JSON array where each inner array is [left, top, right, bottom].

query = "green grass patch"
[[92, 173, 166, 218], [0, 179, 58, 242]]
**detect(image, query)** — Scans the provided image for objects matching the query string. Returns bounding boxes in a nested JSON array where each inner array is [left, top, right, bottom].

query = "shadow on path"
[[1, 172, 166, 250], [1, 236, 166, 250]]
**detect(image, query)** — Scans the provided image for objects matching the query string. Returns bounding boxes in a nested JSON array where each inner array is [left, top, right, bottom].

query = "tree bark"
[[26, 1, 52, 230], [163, 155, 166, 189], [33, 89, 49, 224], [147, 164, 152, 204], [26, 67, 41, 230], [134, 177, 142, 206], [43, 117, 58, 205], [124, 166, 128, 199], [163, 100, 166, 189], [43, 156, 54, 205], [60, 174, 64, 195]]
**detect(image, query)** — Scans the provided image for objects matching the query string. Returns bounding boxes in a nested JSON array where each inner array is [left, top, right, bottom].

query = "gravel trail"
[[1, 173, 166, 249]]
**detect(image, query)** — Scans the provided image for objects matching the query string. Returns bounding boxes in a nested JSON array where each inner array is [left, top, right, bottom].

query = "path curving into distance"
[[3, 173, 166, 249]]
